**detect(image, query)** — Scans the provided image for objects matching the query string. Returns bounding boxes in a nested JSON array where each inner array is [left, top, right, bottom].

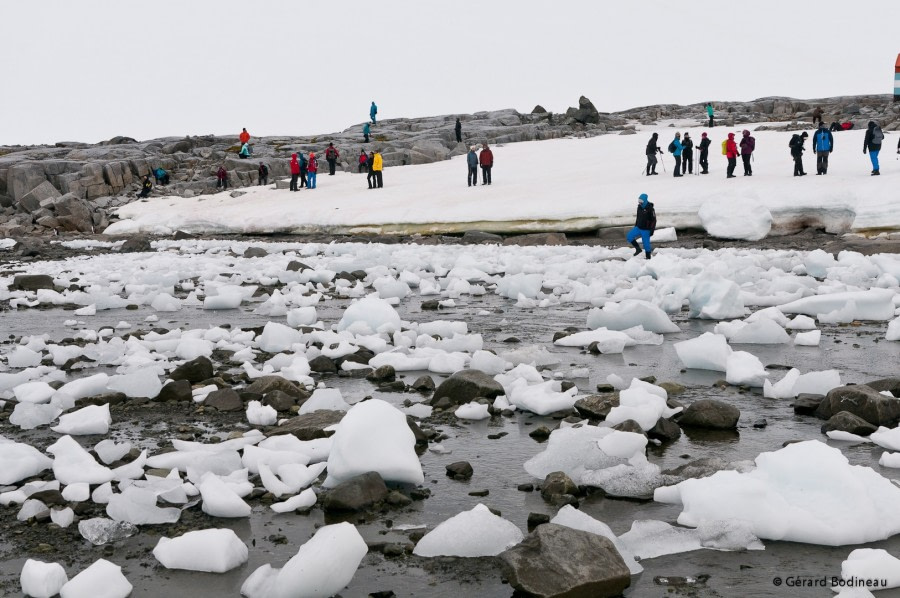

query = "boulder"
[[677, 399, 740, 429], [793, 394, 824, 415], [18, 181, 60, 212], [242, 247, 268, 258], [245, 375, 308, 398], [410, 375, 435, 393], [285, 260, 310, 272], [170, 356, 214, 384], [864, 378, 900, 397], [118, 235, 152, 253], [663, 457, 730, 480], [262, 390, 296, 412], [204, 388, 243, 412], [461, 231, 503, 244], [155, 379, 192, 402], [499, 523, 631, 598], [647, 417, 682, 442], [53, 194, 94, 233], [445, 461, 474, 481], [12, 274, 55, 291], [366, 365, 396, 382], [431, 370, 504, 406], [540, 471, 578, 501], [815, 385, 900, 427], [821, 411, 877, 436], [565, 96, 602, 125], [268, 410, 345, 440], [574, 393, 619, 420], [322, 471, 388, 512], [308, 355, 337, 374]]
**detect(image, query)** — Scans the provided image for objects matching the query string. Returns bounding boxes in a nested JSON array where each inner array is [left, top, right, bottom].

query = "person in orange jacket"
[[239, 128, 250, 144], [725, 133, 739, 179]]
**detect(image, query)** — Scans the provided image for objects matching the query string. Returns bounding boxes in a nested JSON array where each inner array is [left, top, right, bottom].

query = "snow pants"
[[816, 151, 829, 174], [682, 151, 693, 174], [481, 166, 492, 184], [308, 172, 317, 189], [742, 153, 752, 175], [627, 227, 652, 253], [327, 158, 336, 175], [869, 149, 880, 172], [698, 150, 708, 173]]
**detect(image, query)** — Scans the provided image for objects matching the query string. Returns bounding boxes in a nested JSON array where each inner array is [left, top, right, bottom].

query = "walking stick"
[[659, 152, 666, 173]]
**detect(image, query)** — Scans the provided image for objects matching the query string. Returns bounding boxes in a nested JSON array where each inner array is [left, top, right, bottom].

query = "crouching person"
[[626, 193, 656, 260]]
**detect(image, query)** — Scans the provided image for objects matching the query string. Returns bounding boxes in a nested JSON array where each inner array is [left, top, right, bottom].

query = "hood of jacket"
[[742, 130, 750, 136]]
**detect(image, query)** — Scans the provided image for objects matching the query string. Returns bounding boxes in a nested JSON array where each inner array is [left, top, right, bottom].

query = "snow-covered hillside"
[[106, 125, 898, 238]]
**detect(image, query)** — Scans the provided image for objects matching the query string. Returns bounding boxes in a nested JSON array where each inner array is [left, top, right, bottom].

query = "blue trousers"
[[627, 226, 652, 253], [308, 172, 317, 189], [869, 149, 880, 172]]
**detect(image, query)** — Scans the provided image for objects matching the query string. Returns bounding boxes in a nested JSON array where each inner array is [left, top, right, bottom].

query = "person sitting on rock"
[[153, 167, 170, 185], [137, 175, 152, 198], [216, 166, 228, 190], [626, 193, 656, 260], [358, 150, 368, 173], [239, 142, 251, 159]]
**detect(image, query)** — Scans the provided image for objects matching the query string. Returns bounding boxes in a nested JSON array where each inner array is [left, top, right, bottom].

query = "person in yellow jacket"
[[369, 150, 383, 189]]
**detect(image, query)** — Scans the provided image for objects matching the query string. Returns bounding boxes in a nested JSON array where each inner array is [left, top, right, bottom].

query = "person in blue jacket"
[[626, 193, 656, 260], [363, 122, 370, 143], [466, 145, 478, 187], [812, 121, 834, 175], [670, 133, 684, 178], [370, 101, 378, 125]]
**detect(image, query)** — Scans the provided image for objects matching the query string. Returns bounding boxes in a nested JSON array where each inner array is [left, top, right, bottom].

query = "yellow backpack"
[[721, 140, 728, 155]]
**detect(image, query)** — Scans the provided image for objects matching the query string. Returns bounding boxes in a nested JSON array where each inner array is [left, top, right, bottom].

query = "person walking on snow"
[[467, 146, 479, 187], [812, 122, 834, 175], [239, 128, 250, 144], [289, 154, 300, 191], [669, 133, 684, 177], [739, 130, 755, 176], [299, 152, 308, 188], [706, 103, 714, 127], [362, 122, 370, 143], [370, 150, 383, 188], [358, 150, 368, 173], [455, 118, 462, 143], [366, 152, 376, 188], [725, 132, 739, 178], [863, 120, 884, 175], [682, 133, 694, 175], [479, 143, 494, 185], [697, 132, 711, 174], [307, 152, 318, 189], [137, 175, 152, 198], [258, 162, 269, 185], [325, 142, 340, 175], [216, 166, 228, 190], [370, 101, 378, 125], [645, 133, 663, 175], [789, 131, 808, 176], [626, 193, 656, 260]]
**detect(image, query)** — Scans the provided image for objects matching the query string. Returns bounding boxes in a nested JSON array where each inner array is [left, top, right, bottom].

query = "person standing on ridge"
[[370, 150, 383, 188], [137, 175, 152, 198], [725, 132, 739, 178], [479, 142, 494, 185], [812, 107, 824, 126], [739, 129, 755, 176], [455, 118, 462, 143], [863, 120, 884, 175], [258, 162, 269, 186], [645, 132, 663, 175], [789, 131, 808, 176], [307, 152, 318, 189], [706, 103, 714, 127], [325, 142, 340, 175], [299, 152, 308, 188], [239, 128, 250, 144], [697, 132, 711, 174], [363, 122, 370, 143], [370, 101, 378, 125], [467, 145, 478, 187], [289, 154, 300, 191], [812, 122, 834, 175], [358, 150, 368, 173], [216, 166, 228, 190], [682, 132, 694, 175], [626, 193, 656, 260], [668, 133, 684, 177]]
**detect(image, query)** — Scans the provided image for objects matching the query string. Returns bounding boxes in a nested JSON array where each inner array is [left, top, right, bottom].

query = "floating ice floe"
[[839, 548, 900, 590], [413, 504, 523, 557], [586, 299, 680, 334], [619, 519, 764, 559], [153, 528, 249, 573]]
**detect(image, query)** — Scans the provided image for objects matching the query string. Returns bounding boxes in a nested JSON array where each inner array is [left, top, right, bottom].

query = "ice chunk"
[[730, 319, 790, 344], [871, 427, 900, 452], [21, 559, 68, 598], [10, 402, 63, 430], [887, 318, 900, 341], [786, 315, 817, 330], [619, 519, 702, 559], [270, 488, 317, 513], [199, 473, 251, 518], [107, 369, 162, 399], [246, 401, 278, 426], [286, 306, 318, 327], [18, 499, 48, 521], [256, 322, 303, 353], [298, 388, 350, 414], [175, 337, 213, 360], [496, 273, 543, 300], [56, 374, 109, 401], [372, 276, 411, 299], [879, 452, 900, 468], [587, 300, 680, 334], [94, 440, 132, 465], [47, 436, 113, 485], [550, 505, 641, 574], [59, 559, 132, 598], [524, 425, 629, 481], [153, 528, 249, 573], [674, 333, 731, 371], [554, 328, 628, 353], [324, 399, 423, 487], [73, 304, 97, 316], [77, 518, 138, 545], [780, 289, 895, 322], [699, 199, 772, 241], [51, 507, 75, 528], [240, 522, 367, 598], [840, 548, 900, 590], [62, 483, 90, 502], [468, 350, 510, 375], [150, 292, 181, 312], [792, 369, 841, 396], [606, 383, 680, 431], [51, 404, 111, 435], [7, 346, 43, 368], [413, 504, 523, 557], [794, 330, 821, 346], [725, 351, 768, 387], [688, 274, 746, 320], [14, 381, 56, 404], [336, 296, 401, 335], [763, 368, 801, 399], [106, 487, 181, 525], [504, 378, 579, 416], [454, 402, 490, 420]]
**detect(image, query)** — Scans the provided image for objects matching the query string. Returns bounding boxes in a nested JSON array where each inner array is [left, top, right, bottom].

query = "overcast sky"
[[3, 0, 899, 145]]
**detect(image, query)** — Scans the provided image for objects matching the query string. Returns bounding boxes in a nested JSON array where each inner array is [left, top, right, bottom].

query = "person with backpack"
[[325, 143, 340, 176], [682, 133, 694, 175], [455, 118, 462, 143], [370, 101, 378, 125], [358, 150, 368, 173], [812, 122, 834, 175], [697, 132, 711, 174], [137, 175, 152, 198], [239, 142, 251, 159], [363, 122, 370, 143], [370, 150, 383, 188], [626, 193, 656, 260], [863, 121, 884, 175], [299, 152, 308, 188], [706, 103, 714, 127], [215, 166, 228, 190], [479, 143, 494, 185], [239, 128, 250, 144], [668, 133, 684, 177], [724, 132, 739, 178], [645, 133, 663, 175], [289, 154, 300, 191], [307, 152, 318, 189], [467, 145, 479, 186], [258, 162, 269, 186], [739, 130, 755, 176], [789, 132, 808, 176], [153, 167, 169, 185]]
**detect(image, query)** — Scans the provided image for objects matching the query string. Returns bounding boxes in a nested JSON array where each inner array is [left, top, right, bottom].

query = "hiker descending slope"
[[645, 133, 663, 175], [789, 131, 808, 176], [739, 130, 755, 176], [863, 121, 883, 175], [626, 193, 656, 260], [812, 122, 834, 175]]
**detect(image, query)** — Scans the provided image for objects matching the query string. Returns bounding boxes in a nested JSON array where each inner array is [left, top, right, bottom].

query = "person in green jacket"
[[706, 103, 714, 127], [239, 143, 251, 159], [362, 122, 370, 143]]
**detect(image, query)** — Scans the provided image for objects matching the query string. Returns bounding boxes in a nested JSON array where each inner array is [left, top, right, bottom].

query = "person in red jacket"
[[239, 128, 250, 144], [216, 166, 228, 190], [725, 133, 739, 179], [479, 142, 494, 185], [289, 153, 300, 191], [325, 142, 340, 175], [307, 152, 318, 189], [358, 150, 368, 173]]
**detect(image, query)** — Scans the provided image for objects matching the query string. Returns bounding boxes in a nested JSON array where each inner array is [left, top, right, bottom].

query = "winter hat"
[[638, 193, 648, 201], [742, 129, 750, 136], [868, 121, 876, 128], [801, 132, 808, 138], [701, 132, 707, 138]]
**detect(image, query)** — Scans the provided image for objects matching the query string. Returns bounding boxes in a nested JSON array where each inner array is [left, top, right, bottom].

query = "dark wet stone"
[[574, 393, 619, 420], [169, 356, 214, 384], [541, 471, 578, 501], [527, 512, 551, 530], [611, 419, 645, 434], [268, 410, 345, 440], [431, 370, 504, 406], [323, 472, 388, 512], [245, 375, 309, 399], [410, 375, 435, 393], [204, 388, 242, 411], [821, 411, 878, 436], [308, 355, 337, 374], [262, 390, 296, 412], [155, 380, 192, 402], [529, 426, 552, 441], [648, 417, 682, 442], [366, 365, 396, 382], [816, 384, 900, 426], [12, 274, 54, 291], [678, 399, 740, 429], [446, 461, 474, 480]]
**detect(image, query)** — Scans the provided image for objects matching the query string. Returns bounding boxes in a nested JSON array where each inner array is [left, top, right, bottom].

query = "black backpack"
[[647, 206, 657, 233], [789, 135, 799, 148], [667, 141, 676, 153]]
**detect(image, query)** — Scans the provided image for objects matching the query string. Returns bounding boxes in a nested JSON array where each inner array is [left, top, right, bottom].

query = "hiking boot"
[[645, 251, 653, 260], [727, 175, 736, 178], [630, 240, 642, 256], [872, 170, 880, 176]]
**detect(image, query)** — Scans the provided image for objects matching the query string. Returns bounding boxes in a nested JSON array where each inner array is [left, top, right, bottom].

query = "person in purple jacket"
[[739, 129, 756, 176]]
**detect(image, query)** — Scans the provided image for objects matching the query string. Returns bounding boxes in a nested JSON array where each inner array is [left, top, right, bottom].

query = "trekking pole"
[[659, 152, 666, 173]]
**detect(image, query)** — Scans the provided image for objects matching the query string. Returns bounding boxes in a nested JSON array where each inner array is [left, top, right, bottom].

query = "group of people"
[[466, 143, 494, 186], [646, 120, 890, 178]]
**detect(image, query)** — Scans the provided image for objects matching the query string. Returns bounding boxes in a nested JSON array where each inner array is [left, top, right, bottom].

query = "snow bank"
[[698, 200, 772, 241]]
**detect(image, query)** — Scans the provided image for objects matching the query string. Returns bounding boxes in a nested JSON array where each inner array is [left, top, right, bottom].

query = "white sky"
[[3, 0, 899, 145]]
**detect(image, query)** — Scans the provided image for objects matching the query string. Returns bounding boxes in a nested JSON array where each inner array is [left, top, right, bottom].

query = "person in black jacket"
[[789, 132, 808, 176], [682, 133, 694, 174], [697, 132, 711, 174], [366, 152, 376, 189], [626, 193, 656, 260], [812, 122, 834, 175], [455, 118, 462, 143], [137, 175, 152, 198], [645, 133, 663, 175], [258, 162, 269, 185], [863, 120, 883, 175]]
